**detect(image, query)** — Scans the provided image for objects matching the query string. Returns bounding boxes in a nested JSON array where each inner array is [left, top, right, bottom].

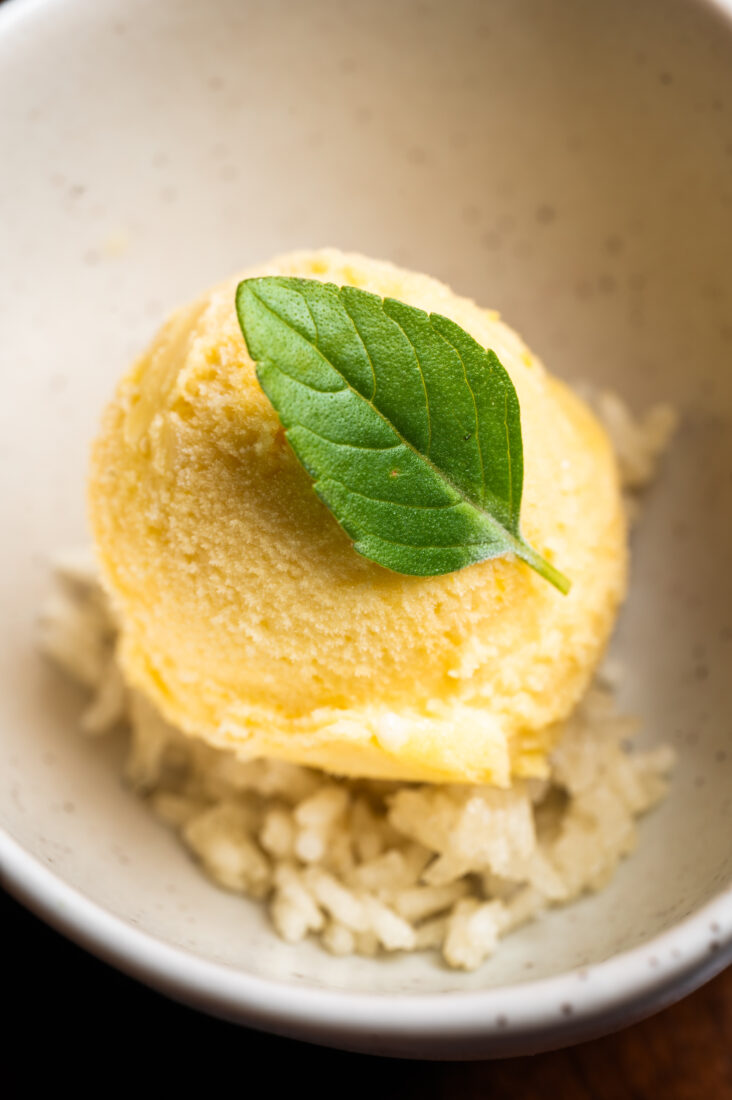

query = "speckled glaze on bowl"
[[0, 0, 731, 1059]]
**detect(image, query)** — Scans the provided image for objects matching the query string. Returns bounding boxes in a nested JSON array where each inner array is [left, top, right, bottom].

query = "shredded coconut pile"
[[40, 396, 676, 971]]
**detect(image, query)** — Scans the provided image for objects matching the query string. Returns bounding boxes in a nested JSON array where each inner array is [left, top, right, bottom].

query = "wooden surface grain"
[[3, 887, 729, 1096]]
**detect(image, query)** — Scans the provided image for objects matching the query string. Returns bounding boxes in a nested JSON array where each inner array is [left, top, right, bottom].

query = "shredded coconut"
[[39, 398, 675, 970]]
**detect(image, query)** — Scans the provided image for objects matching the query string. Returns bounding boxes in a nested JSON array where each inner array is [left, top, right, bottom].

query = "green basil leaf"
[[235, 276, 570, 593]]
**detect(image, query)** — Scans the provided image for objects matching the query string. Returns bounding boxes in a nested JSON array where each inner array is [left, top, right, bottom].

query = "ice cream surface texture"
[[89, 250, 626, 785]]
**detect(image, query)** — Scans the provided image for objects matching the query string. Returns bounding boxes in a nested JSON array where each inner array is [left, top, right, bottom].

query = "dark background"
[[2, 887, 729, 1097]]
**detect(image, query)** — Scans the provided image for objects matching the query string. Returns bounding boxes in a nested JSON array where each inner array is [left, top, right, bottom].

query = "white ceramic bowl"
[[1, 0, 731, 1058]]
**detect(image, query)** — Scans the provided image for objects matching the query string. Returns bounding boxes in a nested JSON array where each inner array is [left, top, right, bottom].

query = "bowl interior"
[[1, 0, 731, 997]]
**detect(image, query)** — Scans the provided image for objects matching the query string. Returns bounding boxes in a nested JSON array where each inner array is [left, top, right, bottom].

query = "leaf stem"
[[513, 539, 572, 595]]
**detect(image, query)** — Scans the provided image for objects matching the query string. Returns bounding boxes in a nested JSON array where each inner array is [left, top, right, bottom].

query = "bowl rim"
[[1, 0, 731, 1058], [1, 827, 730, 1056]]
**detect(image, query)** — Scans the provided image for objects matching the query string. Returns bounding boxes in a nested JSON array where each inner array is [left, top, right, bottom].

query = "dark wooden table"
[[3, 887, 729, 1096]]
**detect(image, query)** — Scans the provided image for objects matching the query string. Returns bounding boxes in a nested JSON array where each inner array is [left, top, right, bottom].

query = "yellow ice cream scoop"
[[89, 249, 626, 785]]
